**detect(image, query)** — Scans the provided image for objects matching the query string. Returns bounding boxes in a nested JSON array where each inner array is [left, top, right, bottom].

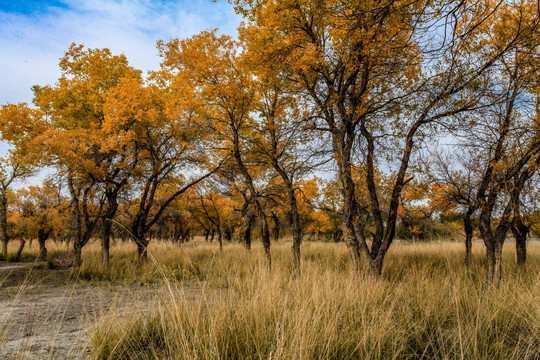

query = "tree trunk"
[[335, 136, 363, 274], [485, 242, 494, 285], [101, 220, 111, 267], [343, 222, 362, 273], [101, 195, 118, 267], [512, 218, 528, 268], [131, 224, 149, 264], [515, 233, 527, 268], [484, 237, 504, 287], [492, 242, 503, 287], [73, 243, 83, 268], [288, 188, 302, 276], [464, 209, 474, 268], [0, 193, 8, 260], [243, 213, 255, 250], [16, 239, 26, 261], [368, 256, 384, 277], [259, 215, 272, 270], [38, 230, 48, 262], [225, 228, 232, 243], [271, 212, 280, 242], [137, 239, 149, 264]]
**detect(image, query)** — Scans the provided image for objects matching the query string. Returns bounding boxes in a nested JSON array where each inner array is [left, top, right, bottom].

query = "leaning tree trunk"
[[15, 239, 26, 261]]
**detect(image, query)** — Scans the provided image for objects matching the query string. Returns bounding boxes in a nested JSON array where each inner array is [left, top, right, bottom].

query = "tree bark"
[[369, 256, 384, 277], [464, 209, 474, 268], [225, 227, 232, 243], [344, 222, 362, 273], [288, 188, 302, 276], [242, 213, 255, 250], [73, 242, 83, 268], [136, 238, 149, 264], [15, 239, 25, 261], [218, 228, 223, 252], [491, 242, 504, 288], [512, 218, 528, 268], [333, 128, 363, 274], [101, 222, 111, 267], [100, 194, 118, 267], [37, 229, 49, 262], [0, 192, 8, 260], [131, 222, 149, 264], [480, 206, 509, 287], [271, 212, 280, 242]]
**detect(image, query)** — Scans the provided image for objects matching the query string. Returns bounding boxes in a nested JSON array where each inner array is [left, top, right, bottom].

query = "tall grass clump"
[[89, 241, 540, 359]]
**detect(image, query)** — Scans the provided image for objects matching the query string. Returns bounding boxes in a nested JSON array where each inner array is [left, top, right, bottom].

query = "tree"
[[0, 103, 46, 259], [158, 30, 273, 269], [249, 73, 327, 274], [14, 181, 66, 262], [105, 75, 218, 262], [33, 44, 143, 266], [457, 2, 540, 285], [427, 148, 482, 267], [237, 0, 538, 276], [66, 174, 106, 267]]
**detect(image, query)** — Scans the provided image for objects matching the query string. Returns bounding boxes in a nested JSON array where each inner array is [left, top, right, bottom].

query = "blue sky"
[[0, 0, 241, 104]]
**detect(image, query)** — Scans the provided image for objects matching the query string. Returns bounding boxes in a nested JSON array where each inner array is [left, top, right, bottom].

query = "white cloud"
[[0, 0, 241, 104]]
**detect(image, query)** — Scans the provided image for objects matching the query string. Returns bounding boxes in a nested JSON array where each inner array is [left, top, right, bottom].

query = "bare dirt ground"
[[0, 261, 191, 360]]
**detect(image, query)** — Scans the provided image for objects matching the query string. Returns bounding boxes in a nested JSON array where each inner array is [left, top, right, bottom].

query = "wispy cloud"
[[0, 0, 241, 104]]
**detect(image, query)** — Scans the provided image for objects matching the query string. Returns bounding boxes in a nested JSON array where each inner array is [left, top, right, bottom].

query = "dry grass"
[[56, 239, 540, 360]]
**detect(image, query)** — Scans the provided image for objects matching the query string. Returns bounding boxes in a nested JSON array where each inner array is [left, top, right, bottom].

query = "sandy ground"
[[0, 262, 183, 360]]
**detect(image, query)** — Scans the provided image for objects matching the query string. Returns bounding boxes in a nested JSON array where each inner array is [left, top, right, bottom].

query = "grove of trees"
[[0, 0, 538, 286]]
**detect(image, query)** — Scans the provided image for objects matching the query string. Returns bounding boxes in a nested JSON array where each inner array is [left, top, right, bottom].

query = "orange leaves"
[[12, 181, 67, 239], [0, 104, 46, 143], [34, 44, 149, 182], [0, 104, 48, 184], [428, 183, 459, 215]]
